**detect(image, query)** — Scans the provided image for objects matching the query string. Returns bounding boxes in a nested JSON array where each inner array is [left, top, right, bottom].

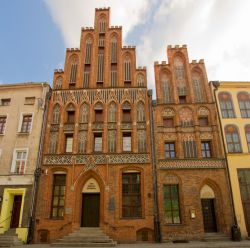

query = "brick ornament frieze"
[[159, 159, 225, 170], [44, 154, 150, 165]]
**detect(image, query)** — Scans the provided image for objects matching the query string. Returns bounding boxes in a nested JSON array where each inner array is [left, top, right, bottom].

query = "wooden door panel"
[[201, 199, 217, 232], [10, 195, 22, 228]]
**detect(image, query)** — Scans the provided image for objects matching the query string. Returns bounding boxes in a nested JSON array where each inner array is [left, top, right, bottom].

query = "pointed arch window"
[[245, 125, 250, 152], [52, 104, 60, 124], [137, 102, 145, 122], [192, 72, 204, 102], [137, 74, 144, 87], [85, 38, 92, 64], [218, 92, 235, 118], [80, 104, 89, 123], [174, 57, 184, 80], [161, 74, 171, 103], [122, 101, 131, 122], [124, 56, 131, 86], [66, 103, 75, 123], [55, 76, 62, 89], [69, 56, 78, 83], [225, 125, 242, 153], [99, 18, 106, 33], [238, 92, 250, 118], [111, 37, 117, 63], [108, 102, 116, 122]]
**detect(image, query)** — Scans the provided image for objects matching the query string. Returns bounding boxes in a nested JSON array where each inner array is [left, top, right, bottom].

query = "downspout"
[[27, 84, 52, 243], [210, 81, 237, 226], [148, 89, 161, 242]]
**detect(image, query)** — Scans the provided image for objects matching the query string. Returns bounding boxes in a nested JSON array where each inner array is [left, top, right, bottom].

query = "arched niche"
[[200, 184, 215, 199]]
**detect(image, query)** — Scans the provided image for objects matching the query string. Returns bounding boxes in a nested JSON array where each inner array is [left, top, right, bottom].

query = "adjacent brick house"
[[153, 45, 234, 241], [35, 8, 155, 243]]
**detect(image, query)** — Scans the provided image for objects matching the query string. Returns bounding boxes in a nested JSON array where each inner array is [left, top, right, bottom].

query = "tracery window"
[[69, 56, 78, 83], [55, 76, 62, 89], [218, 92, 235, 118], [138, 130, 146, 152], [161, 74, 171, 103], [174, 57, 184, 80], [192, 72, 204, 102], [108, 102, 116, 122], [80, 103, 89, 123], [225, 125, 242, 153], [111, 37, 117, 63], [137, 74, 144, 87], [137, 102, 145, 122], [124, 56, 131, 85], [238, 92, 250, 118]]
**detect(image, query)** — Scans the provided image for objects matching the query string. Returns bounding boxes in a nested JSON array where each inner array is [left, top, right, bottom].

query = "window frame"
[[201, 141, 212, 158], [0, 115, 7, 134], [18, 113, 34, 134], [123, 132, 132, 152], [165, 142, 176, 158], [94, 132, 103, 153], [225, 125, 242, 153], [10, 148, 29, 174], [237, 92, 250, 118], [218, 92, 235, 118], [65, 134, 74, 153]]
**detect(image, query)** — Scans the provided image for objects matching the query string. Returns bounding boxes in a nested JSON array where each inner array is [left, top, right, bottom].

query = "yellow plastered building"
[[213, 81, 250, 238]]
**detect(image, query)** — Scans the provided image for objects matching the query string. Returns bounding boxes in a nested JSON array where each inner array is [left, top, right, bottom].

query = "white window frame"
[[0, 114, 8, 135], [10, 148, 29, 174], [18, 112, 34, 134]]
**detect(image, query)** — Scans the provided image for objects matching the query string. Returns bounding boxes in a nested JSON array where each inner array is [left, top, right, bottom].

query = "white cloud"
[[44, 0, 250, 94]]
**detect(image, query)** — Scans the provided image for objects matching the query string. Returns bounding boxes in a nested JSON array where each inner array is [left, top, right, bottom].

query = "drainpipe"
[[27, 84, 51, 243], [210, 81, 237, 227], [148, 90, 161, 242]]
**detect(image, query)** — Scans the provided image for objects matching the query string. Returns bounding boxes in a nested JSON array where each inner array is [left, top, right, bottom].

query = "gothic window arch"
[[99, 18, 106, 33], [218, 92, 235, 118], [69, 55, 78, 83], [111, 36, 117, 63], [238, 92, 250, 118], [122, 101, 132, 122], [55, 76, 62, 89], [80, 103, 89, 123], [192, 72, 204, 102], [174, 56, 185, 80], [124, 56, 131, 85], [52, 104, 60, 124], [245, 125, 250, 152], [137, 101, 145, 122], [225, 125, 242, 153], [161, 73, 171, 103], [65, 103, 75, 123], [85, 37, 92, 64], [137, 74, 144, 87], [108, 130, 116, 152], [108, 102, 116, 122]]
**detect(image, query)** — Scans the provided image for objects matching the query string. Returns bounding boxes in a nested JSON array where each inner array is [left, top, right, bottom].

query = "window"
[[218, 92, 235, 118], [94, 133, 102, 152], [1, 98, 11, 106], [183, 140, 197, 158], [51, 174, 66, 218], [174, 57, 184, 80], [123, 133, 132, 152], [137, 102, 145, 122], [124, 57, 131, 84], [179, 96, 186, 103], [80, 104, 89, 123], [161, 74, 172, 103], [83, 65, 90, 88], [138, 130, 146, 153], [201, 141, 212, 158], [111, 37, 117, 64], [137, 74, 144, 87], [78, 131, 87, 153], [85, 38, 92, 64], [52, 104, 60, 124], [99, 19, 106, 33], [163, 118, 174, 128], [199, 117, 208, 126], [122, 102, 131, 122], [110, 64, 117, 87], [24, 97, 35, 105], [108, 102, 116, 122], [66, 103, 75, 123], [0, 116, 7, 134], [165, 142, 176, 158], [65, 134, 73, 153], [108, 130, 116, 153], [97, 49, 104, 83], [238, 92, 250, 118], [69, 56, 78, 83], [164, 185, 181, 224], [94, 103, 103, 122], [192, 72, 204, 102], [11, 149, 28, 174], [245, 125, 250, 152], [49, 132, 58, 154], [122, 172, 142, 218], [20, 114, 32, 133], [55, 76, 62, 89], [225, 125, 242, 153]]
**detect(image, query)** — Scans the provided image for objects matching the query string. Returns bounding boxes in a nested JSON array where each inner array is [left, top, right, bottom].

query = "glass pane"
[[165, 211, 173, 223], [58, 208, 64, 217], [53, 197, 59, 206]]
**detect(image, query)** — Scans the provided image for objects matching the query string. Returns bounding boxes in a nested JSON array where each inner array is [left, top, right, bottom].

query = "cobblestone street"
[[17, 240, 250, 248]]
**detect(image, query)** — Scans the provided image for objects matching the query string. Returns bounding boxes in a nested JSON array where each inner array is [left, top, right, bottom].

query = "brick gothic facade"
[[35, 8, 154, 243], [153, 45, 234, 241]]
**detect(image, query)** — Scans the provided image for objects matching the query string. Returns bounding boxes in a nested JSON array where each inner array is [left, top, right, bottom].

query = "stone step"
[[62, 236, 111, 241], [51, 242, 117, 247], [203, 233, 230, 241]]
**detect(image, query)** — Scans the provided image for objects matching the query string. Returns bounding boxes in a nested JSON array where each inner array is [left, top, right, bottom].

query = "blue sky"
[[1, 0, 250, 90]]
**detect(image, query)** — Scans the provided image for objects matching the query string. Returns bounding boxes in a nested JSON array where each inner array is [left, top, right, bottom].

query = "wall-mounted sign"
[[82, 178, 100, 193]]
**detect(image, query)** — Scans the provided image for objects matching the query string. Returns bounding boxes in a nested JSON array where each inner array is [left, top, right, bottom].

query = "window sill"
[[17, 132, 30, 135], [121, 217, 144, 220], [49, 217, 64, 220]]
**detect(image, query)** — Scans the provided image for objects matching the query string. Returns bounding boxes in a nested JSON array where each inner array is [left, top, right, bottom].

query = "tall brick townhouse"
[[35, 8, 155, 244], [0, 83, 50, 244], [153, 46, 234, 241]]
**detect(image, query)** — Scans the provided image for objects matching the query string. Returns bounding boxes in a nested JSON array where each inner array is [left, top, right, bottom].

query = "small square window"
[[163, 118, 174, 128], [124, 81, 131, 87], [24, 97, 35, 105], [179, 96, 186, 103], [201, 141, 212, 158], [165, 142, 176, 158], [1, 98, 11, 106]]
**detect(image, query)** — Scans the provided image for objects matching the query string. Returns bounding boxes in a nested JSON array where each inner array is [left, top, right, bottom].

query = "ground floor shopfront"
[[35, 154, 155, 243]]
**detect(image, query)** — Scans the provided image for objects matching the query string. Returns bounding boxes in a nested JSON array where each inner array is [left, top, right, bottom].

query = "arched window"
[[245, 125, 250, 152], [124, 56, 131, 86], [52, 104, 60, 124], [161, 73, 171, 103], [80, 103, 89, 123], [225, 125, 242, 153], [99, 18, 106, 33], [55, 76, 62, 89], [66, 103, 75, 123], [138, 130, 146, 152], [94, 102, 103, 122], [192, 72, 204, 102], [238, 92, 250, 118], [69, 56, 78, 83], [179, 107, 193, 127], [137, 101, 145, 122], [85, 38, 92, 64], [137, 74, 144, 87], [49, 132, 58, 154], [218, 92, 235, 118], [174, 56, 184, 80], [108, 102, 116, 122], [122, 101, 131, 122], [111, 37, 117, 63]]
